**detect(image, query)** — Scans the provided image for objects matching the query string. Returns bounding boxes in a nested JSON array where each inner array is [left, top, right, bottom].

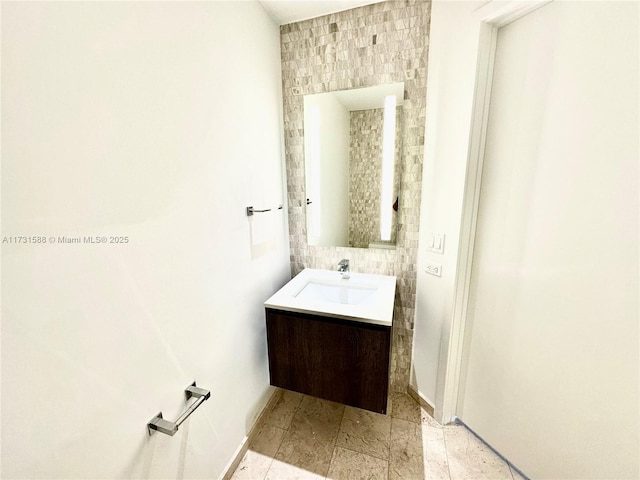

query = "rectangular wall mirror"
[[303, 82, 404, 249]]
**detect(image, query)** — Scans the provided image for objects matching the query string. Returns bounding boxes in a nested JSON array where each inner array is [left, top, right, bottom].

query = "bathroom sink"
[[264, 268, 396, 326], [296, 280, 377, 306]]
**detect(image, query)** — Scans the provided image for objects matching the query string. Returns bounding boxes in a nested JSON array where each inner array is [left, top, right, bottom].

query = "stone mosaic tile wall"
[[280, 0, 430, 392], [349, 108, 384, 248], [348, 107, 402, 248]]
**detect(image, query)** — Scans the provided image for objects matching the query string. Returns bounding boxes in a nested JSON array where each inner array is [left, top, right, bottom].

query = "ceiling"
[[259, 0, 385, 25]]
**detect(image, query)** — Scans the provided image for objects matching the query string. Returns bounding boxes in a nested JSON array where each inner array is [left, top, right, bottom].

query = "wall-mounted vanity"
[[303, 82, 405, 250], [264, 268, 396, 413]]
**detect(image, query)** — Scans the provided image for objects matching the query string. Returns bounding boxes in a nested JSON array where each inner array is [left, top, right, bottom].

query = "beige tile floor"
[[230, 390, 527, 480]]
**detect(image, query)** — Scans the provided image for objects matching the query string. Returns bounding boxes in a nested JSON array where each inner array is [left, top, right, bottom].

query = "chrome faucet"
[[338, 259, 350, 279]]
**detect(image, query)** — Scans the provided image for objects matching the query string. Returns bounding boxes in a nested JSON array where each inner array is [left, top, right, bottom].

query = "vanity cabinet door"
[[265, 308, 391, 414]]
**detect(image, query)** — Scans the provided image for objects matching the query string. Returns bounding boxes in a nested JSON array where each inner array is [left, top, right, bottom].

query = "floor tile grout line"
[[262, 391, 302, 480], [441, 425, 454, 480], [327, 403, 395, 470], [326, 404, 349, 477], [259, 456, 275, 480], [267, 435, 285, 479], [334, 444, 391, 464], [269, 393, 348, 480], [386, 454, 390, 480]]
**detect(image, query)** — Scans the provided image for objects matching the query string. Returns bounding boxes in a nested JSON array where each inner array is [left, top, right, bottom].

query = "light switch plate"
[[426, 263, 442, 277], [427, 233, 445, 254]]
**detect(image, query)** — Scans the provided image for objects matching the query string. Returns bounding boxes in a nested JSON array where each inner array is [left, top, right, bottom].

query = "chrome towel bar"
[[246, 206, 271, 216], [147, 382, 210, 436], [246, 205, 284, 216]]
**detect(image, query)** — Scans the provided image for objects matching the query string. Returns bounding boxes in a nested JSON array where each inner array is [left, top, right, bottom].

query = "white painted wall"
[[459, 2, 639, 478], [1, 2, 289, 478], [304, 93, 350, 247], [414, 0, 639, 478], [413, 0, 487, 405]]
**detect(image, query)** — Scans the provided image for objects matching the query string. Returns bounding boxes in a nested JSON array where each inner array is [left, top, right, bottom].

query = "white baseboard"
[[407, 384, 435, 417]]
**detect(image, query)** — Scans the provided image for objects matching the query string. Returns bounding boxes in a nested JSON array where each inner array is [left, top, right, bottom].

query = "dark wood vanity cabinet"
[[265, 308, 391, 414]]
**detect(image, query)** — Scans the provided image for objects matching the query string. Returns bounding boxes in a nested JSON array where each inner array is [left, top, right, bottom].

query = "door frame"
[[438, 0, 552, 423]]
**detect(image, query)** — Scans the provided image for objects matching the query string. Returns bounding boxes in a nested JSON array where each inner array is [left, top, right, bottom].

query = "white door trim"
[[438, 0, 552, 423]]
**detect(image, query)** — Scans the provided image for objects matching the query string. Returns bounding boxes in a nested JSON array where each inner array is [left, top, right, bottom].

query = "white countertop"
[[264, 268, 396, 327]]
